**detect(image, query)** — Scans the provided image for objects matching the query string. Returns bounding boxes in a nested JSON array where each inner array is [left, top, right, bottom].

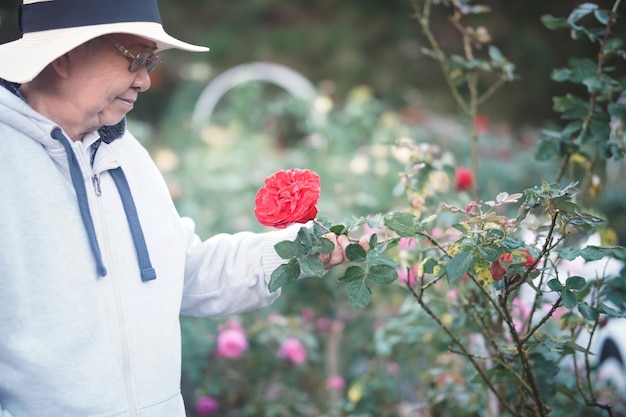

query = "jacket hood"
[[0, 78, 126, 146]]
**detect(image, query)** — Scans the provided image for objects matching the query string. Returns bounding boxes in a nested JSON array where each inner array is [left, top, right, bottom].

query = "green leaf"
[[446, 251, 474, 283], [329, 224, 347, 235], [578, 302, 599, 321], [274, 240, 305, 259], [567, 3, 598, 30], [566, 276, 587, 291], [268, 259, 301, 292], [548, 278, 564, 291], [563, 340, 592, 354], [562, 290, 578, 309], [314, 237, 335, 255], [558, 247, 581, 261], [598, 303, 626, 318], [296, 227, 314, 252], [422, 257, 438, 274], [593, 9, 610, 25], [580, 245, 626, 261], [347, 280, 372, 309], [338, 265, 366, 282], [368, 233, 378, 249], [298, 255, 325, 277], [535, 139, 558, 161], [384, 212, 418, 237], [541, 14, 569, 30], [346, 243, 367, 262], [367, 265, 398, 285], [477, 245, 500, 263]]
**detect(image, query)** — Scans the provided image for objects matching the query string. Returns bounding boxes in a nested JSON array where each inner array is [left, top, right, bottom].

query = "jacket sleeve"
[[179, 217, 302, 317]]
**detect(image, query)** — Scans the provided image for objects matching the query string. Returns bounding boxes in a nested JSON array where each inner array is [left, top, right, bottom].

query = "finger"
[[329, 234, 350, 265]]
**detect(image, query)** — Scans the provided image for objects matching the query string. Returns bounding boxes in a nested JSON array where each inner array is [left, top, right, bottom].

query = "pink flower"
[[326, 375, 346, 390], [455, 167, 473, 191], [196, 396, 219, 416], [399, 237, 417, 250], [278, 338, 307, 366], [215, 328, 249, 359], [397, 265, 419, 287], [301, 308, 316, 324], [512, 298, 532, 334], [316, 317, 332, 332]]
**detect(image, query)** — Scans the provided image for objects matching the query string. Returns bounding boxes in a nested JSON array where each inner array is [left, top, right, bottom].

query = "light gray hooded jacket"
[[0, 81, 296, 416]]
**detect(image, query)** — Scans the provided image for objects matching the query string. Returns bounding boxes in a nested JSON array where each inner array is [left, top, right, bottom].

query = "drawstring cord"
[[52, 127, 107, 277], [109, 168, 156, 281], [51, 127, 156, 281]]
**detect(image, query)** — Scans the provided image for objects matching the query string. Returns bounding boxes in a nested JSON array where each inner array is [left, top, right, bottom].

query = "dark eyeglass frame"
[[106, 36, 162, 73]]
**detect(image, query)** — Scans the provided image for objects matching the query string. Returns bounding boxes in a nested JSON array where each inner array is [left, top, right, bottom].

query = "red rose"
[[455, 167, 473, 191], [254, 169, 321, 229]]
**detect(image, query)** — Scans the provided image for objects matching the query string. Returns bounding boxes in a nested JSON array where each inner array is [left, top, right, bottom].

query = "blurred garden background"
[[1, 1, 625, 416]]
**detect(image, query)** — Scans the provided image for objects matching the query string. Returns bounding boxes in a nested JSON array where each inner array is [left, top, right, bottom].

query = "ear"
[[50, 53, 71, 79]]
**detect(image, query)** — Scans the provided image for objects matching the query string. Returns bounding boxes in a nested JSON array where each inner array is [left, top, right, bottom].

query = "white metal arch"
[[192, 61, 321, 131]]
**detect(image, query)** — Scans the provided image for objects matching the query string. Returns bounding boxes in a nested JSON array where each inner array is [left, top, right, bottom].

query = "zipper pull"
[[92, 173, 102, 196]]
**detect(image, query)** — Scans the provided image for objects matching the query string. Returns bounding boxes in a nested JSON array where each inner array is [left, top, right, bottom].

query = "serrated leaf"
[[348, 280, 372, 309], [338, 265, 366, 282], [446, 251, 474, 283], [367, 265, 398, 285], [275, 240, 305, 259], [268, 259, 301, 292], [477, 245, 500, 263], [578, 302, 599, 321], [298, 255, 325, 277], [384, 212, 418, 237], [315, 237, 335, 255], [346, 244, 367, 262]]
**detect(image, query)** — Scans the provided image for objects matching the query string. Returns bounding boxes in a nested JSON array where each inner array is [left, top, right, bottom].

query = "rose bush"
[[250, 1, 626, 416]]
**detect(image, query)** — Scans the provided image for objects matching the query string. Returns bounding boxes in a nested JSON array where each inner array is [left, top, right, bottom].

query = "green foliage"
[[162, 1, 626, 416]]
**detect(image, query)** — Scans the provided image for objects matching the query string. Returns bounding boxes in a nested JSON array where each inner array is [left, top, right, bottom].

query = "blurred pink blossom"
[[399, 237, 417, 250], [512, 298, 532, 334], [316, 317, 332, 332], [195, 396, 219, 416], [398, 265, 419, 287], [215, 328, 249, 359], [326, 375, 346, 390], [301, 308, 316, 324], [386, 361, 400, 375], [278, 338, 307, 366]]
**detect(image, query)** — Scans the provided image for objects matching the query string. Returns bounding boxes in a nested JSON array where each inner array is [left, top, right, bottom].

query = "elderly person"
[[0, 1, 353, 416]]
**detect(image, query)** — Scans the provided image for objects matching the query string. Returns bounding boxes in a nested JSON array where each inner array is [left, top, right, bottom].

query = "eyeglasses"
[[106, 36, 162, 73]]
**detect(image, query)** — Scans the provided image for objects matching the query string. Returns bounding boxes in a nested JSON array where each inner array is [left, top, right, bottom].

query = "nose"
[[132, 68, 152, 92]]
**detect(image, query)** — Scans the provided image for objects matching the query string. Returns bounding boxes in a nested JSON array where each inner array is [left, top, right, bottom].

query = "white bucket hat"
[[0, 0, 210, 83]]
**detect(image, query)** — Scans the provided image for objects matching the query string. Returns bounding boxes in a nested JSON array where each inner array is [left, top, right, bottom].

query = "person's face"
[[66, 34, 157, 131]]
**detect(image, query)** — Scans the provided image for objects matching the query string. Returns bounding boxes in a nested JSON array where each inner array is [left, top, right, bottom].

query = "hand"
[[318, 233, 369, 269]]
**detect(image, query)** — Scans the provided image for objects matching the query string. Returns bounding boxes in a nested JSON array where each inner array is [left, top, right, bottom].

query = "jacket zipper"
[[75, 141, 138, 416]]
